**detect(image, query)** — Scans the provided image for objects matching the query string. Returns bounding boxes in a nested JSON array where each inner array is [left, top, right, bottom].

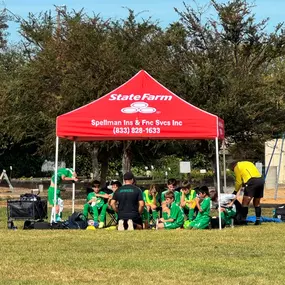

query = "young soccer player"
[[47, 168, 78, 223], [108, 180, 122, 218], [160, 178, 180, 206], [83, 180, 110, 228], [210, 190, 237, 226], [186, 186, 211, 229], [143, 184, 160, 228], [180, 181, 197, 221], [157, 191, 184, 230]]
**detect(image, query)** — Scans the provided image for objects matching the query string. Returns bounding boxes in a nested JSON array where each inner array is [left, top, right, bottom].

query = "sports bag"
[[274, 204, 285, 221], [66, 212, 87, 229], [20, 193, 40, 201], [210, 217, 226, 229]]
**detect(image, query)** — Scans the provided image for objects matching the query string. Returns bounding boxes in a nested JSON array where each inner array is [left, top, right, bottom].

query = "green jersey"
[[196, 197, 211, 219], [163, 202, 184, 226], [189, 197, 211, 229], [86, 191, 106, 208], [161, 190, 180, 204], [180, 190, 196, 208], [51, 168, 74, 185], [143, 190, 159, 206]]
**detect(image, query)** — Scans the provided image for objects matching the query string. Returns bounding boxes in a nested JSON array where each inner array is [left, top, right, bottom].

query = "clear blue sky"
[[3, 0, 285, 43]]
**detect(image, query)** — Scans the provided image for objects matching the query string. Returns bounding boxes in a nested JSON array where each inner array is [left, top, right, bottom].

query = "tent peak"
[[57, 70, 224, 141]]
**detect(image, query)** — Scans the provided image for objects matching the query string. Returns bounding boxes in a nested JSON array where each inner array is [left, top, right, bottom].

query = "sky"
[[3, 0, 285, 43]]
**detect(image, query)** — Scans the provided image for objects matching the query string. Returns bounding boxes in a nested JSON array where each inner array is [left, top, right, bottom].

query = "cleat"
[[118, 219, 124, 231], [127, 219, 134, 230]]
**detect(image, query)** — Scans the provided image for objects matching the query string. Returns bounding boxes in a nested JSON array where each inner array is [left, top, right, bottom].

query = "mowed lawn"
[[0, 207, 284, 285]]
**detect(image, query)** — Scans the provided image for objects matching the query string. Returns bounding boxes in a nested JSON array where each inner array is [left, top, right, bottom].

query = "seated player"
[[143, 184, 160, 228], [185, 186, 211, 229], [107, 180, 122, 221], [157, 191, 184, 230], [83, 180, 110, 228], [180, 181, 197, 221]]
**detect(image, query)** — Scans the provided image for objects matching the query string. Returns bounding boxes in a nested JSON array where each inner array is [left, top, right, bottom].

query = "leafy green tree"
[[172, 0, 285, 161]]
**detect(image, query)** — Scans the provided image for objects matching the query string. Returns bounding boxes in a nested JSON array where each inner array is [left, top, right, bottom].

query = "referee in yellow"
[[231, 161, 264, 225]]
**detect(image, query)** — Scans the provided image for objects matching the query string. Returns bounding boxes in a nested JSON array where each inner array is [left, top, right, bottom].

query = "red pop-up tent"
[[53, 70, 226, 228], [57, 70, 224, 141]]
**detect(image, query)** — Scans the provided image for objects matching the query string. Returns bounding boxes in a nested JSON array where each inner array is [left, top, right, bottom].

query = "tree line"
[[0, 0, 284, 184]]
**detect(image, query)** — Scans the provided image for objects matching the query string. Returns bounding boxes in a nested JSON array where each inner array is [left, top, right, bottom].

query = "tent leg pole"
[[223, 140, 226, 193], [72, 141, 76, 213], [215, 138, 222, 230], [265, 139, 278, 179], [52, 136, 59, 223], [274, 134, 285, 200]]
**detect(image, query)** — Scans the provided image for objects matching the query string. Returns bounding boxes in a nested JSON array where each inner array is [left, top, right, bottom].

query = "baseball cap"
[[111, 180, 122, 187], [123, 172, 134, 180]]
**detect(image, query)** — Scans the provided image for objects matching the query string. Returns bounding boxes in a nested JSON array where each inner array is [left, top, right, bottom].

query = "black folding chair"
[[105, 208, 117, 227]]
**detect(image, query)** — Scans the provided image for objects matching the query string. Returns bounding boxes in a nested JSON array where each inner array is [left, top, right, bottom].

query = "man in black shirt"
[[110, 172, 144, 230]]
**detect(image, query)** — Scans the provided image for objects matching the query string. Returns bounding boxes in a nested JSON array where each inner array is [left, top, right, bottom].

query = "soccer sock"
[[241, 206, 248, 220], [50, 207, 56, 223], [146, 211, 150, 223], [152, 210, 158, 220], [189, 209, 195, 221], [255, 206, 261, 220]]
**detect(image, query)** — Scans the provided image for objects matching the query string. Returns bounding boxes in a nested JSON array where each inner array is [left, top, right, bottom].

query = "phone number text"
[[113, 127, 160, 135]]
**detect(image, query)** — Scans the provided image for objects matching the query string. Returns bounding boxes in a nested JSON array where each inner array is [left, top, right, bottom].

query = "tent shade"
[[56, 70, 224, 141]]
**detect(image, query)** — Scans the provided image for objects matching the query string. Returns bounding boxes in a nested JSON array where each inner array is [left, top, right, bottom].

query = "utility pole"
[[55, 5, 66, 39]]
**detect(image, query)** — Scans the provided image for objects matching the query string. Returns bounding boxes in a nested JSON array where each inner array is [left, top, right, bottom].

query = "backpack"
[[233, 199, 245, 225], [20, 193, 40, 201], [210, 217, 226, 229], [66, 212, 88, 229], [274, 204, 285, 221]]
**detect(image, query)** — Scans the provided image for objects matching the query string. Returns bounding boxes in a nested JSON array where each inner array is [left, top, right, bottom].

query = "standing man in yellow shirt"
[[231, 161, 264, 225]]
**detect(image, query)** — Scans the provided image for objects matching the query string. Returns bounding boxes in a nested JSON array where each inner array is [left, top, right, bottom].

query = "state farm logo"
[[121, 102, 156, 114], [109, 93, 172, 101]]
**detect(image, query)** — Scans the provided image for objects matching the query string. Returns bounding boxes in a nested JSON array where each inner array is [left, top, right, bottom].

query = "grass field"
[[0, 206, 284, 285]]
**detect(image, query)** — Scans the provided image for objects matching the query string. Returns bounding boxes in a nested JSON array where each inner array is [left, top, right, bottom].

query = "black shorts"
[[244, 177, 264, 198], [132, 217, 143, 229], [120, 217, 143, 229]]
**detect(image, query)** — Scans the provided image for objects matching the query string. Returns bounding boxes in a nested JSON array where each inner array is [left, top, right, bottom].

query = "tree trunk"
[[211, 157, 217, 189], [100, 149, 109, 187], [90, 143, 100, 180], [122, 141, 132, 174]]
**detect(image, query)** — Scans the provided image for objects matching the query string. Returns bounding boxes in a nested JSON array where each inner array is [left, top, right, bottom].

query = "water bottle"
[[272, 209, 276, 218]]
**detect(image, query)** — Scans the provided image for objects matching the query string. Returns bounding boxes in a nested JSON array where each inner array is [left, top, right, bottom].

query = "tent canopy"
[[56, 70, 224, 141]]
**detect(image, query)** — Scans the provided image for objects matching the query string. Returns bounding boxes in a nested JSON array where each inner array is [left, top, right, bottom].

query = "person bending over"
[[230, 161, 264, 225], [48, 168, 78, 223]]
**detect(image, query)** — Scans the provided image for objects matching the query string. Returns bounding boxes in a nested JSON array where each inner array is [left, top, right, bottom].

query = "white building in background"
[[41, 160, 66, 172], [265, 139, 285, 188]]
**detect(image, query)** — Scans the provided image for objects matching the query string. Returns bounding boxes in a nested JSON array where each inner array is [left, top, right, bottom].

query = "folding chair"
[[105, 208, 117, 227]]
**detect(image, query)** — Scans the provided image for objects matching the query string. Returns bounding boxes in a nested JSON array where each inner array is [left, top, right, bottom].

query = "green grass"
[[0, 207, 284, 285]]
